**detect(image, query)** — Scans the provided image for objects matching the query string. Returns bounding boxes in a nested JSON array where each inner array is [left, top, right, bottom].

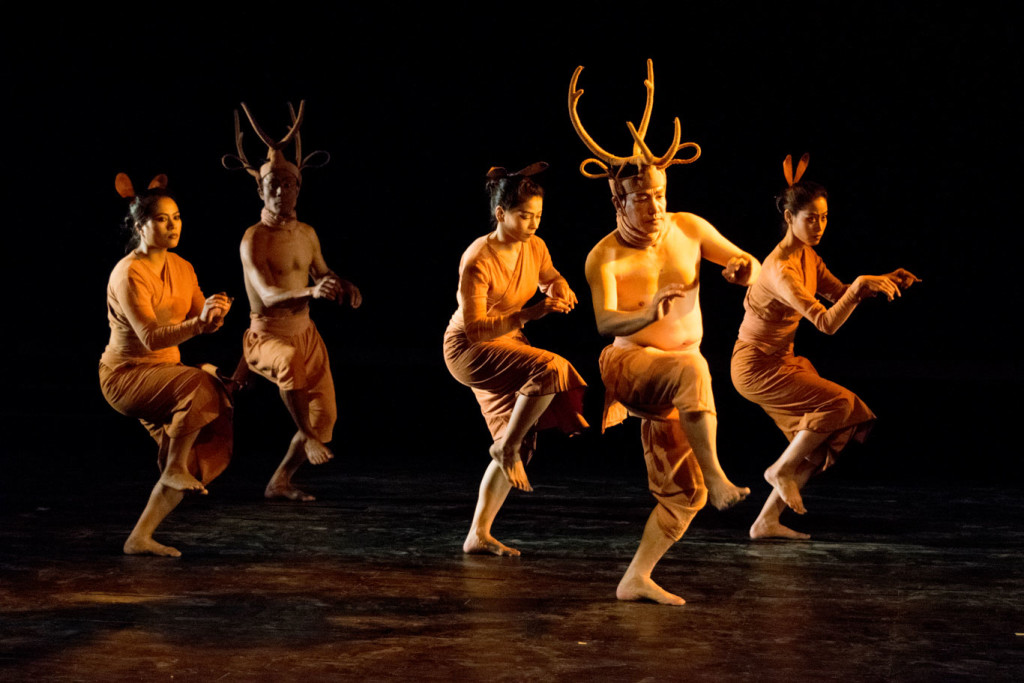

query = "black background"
[[4, 3, 1020, 490]]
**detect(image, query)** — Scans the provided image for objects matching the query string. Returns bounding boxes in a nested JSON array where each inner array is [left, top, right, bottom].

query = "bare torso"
[[241, 221, 322, 317], [589, 213, 708, 350]]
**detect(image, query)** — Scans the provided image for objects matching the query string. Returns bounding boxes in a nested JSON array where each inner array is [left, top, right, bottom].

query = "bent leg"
[[124, 482, 186, 557], [158, 428, 207, 493], [617, 510, 687, 605], [679, 410, 749, 510], [618, 419, 707, 604], [750, 453, 822, 539], [489, 393, 554, 492], [763, 429, 831, 515], [464, 460, 519, 556]]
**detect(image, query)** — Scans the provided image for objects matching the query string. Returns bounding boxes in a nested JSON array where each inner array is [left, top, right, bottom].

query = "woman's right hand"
[[852, 275, 901, 301], [520, 296, 573, 323], [200, 292, 233, 333]]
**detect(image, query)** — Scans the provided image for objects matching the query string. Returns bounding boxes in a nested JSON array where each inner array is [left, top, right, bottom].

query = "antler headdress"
[[221, 100, 330, 186], [783, 153, 810, 186], [568, 59, 700, 197]]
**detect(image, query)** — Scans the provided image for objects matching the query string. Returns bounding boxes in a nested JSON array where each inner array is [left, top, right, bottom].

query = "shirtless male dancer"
[[572, 61, 759, 605], [226, 102, 361, 501]]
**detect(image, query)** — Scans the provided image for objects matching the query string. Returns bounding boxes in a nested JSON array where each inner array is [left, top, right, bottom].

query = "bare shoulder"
[[668, 212, 714, 238], [586, 230, 620, 263], [585, 230, 621, 279]]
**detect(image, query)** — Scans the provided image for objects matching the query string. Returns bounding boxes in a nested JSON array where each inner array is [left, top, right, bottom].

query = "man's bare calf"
[[264, 431, 327, 502]]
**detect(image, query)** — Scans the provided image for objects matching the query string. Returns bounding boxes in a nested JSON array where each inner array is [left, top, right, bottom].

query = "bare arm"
[[308, 230, 362, 308], [584, 246, 680, 337], [240, 229, 321, 308], [690, 214, 761, 286]]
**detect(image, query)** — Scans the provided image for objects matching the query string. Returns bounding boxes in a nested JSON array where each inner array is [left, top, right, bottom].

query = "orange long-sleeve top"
[[100, 252, 206, 368], [447, 234, 566, 343]]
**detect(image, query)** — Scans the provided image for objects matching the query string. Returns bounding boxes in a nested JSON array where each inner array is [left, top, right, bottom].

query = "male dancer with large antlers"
[[223, 101, 361, 501], [572, 61, 759, 605]]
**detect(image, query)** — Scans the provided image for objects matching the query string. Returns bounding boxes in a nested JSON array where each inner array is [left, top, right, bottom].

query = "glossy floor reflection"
[[1, 464, 1021, 681]]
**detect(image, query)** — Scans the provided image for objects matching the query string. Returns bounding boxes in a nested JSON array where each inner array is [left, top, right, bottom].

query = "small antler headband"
[[568, 59, 701, 180], [221, 100, 330, 185], [783, 153, 810, 186], [486, 162, 548, 179], [115, 173, 168, 199]]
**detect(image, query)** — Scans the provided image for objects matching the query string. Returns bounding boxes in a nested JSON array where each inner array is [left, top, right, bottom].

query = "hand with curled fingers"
[[722, 255, 753, 284], [853, 275, 902, 302], [521, 296, 573, 323], [548, 280, 578, 310], [651, 284, 690, 322], [886, 268, 921, 291], [336, 278, 363, 308], [311, 275, 343, 301], [200, 292, 233, 333]]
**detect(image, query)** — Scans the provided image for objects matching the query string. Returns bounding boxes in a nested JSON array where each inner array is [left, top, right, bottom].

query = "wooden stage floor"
[[1, 464, 1021, 681]]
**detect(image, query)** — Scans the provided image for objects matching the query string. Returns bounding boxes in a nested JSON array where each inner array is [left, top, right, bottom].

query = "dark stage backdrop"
[[4, 4, 1020, 491]]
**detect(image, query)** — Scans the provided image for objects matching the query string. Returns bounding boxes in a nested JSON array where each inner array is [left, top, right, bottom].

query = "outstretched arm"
[[777, 264, 914, 335], [690, 214, 761, 286]]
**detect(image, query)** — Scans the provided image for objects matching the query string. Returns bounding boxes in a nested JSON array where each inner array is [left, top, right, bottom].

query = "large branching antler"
[[240, 100, 305, 151], [220, 109, 261, 178], [568, 59, 701, 178]]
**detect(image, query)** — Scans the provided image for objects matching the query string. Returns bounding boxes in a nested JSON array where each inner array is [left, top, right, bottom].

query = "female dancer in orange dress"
[[99, 174, 234, 556], [444, 164, 587, 556], [731, 155, 919, 539]]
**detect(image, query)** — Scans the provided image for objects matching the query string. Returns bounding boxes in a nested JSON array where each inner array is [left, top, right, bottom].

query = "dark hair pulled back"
[[121, 188, 176, 251], [486, 175, 544, 225], [775, 180, 827, 217]]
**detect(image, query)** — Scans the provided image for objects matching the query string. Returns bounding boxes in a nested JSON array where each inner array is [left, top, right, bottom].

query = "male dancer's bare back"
[[240, 169, 361, 501]]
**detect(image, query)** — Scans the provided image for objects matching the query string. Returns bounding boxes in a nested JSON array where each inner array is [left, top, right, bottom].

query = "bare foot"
[[749, 518, 811, 540], [265, 481, 316, 502], [616, 574, 685, 606], [704, 476, 750, 511], [463, 531, 521, 557], [764, 468, 806, 514], [158, 469, 208, 494], [303, 438, 334, 465], [488, 441, 533, 492], [123, 535, 182, 557]]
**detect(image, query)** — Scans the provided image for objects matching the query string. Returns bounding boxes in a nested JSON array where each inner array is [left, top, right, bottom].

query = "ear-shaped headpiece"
[[115, 173, 168, 199], [783, 153, 810, 186], [221, 100, 330, 187], [569, 59, 700, 198], [486, 162, 548, 179]]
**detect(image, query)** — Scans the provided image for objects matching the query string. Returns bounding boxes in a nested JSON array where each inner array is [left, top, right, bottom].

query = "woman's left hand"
[[200, 292, 233, 333], [549, 280, 577, 310], [886, 268, 921, 291]]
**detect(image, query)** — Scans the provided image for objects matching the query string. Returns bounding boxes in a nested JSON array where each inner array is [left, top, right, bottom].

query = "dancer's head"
[[485, 163, 547, 240], [116, 174, 179, 251], [776, 154, 829, 245]]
